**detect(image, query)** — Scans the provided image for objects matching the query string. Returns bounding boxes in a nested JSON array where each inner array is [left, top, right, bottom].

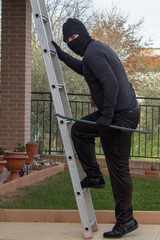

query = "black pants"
[[71, 108, 140, 224]]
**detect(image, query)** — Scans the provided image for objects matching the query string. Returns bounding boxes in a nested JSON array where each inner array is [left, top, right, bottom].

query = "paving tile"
[[0, 223, 70, 240], [51, 223, 84, 240], [156, 232, 160, 240], [84, 224, 160, 240], [115, 224, 160, 240], [0, 222, 25, 239], [0, 223, 159, 240]]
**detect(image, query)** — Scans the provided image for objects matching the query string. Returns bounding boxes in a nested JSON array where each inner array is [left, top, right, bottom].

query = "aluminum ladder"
[[30, 0, 98, 238]]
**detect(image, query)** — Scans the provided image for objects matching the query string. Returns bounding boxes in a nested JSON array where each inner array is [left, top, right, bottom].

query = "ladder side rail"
[[57, 117, 98, 229], [52, 120, 97, 237], [31, 0, 72, 119], [30, 0, 86, 184], [30, 0, 87, 182], [30, 0, 98, 238]]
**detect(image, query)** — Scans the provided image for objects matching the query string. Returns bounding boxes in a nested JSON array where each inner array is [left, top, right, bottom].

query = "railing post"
[[49, 93, 52, 154]]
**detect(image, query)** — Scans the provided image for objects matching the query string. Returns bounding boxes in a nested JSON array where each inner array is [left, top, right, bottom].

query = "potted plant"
[[0, 148, 7, 175], [0, 148, 5, 160], [4, 144, 28, 182], [5, 143, 27, 155], [26, 141, 39, 164]]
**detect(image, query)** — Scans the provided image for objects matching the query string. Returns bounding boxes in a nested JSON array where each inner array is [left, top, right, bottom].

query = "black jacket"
[[60, 40, 139, 125]]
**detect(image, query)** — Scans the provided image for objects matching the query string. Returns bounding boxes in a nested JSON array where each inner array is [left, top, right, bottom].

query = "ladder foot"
[[93, 228, 98, 232]]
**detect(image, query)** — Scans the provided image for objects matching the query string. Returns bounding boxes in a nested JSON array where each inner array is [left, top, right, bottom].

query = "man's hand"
[[51, 40, 64, 61], [96, 115, 111, 129]]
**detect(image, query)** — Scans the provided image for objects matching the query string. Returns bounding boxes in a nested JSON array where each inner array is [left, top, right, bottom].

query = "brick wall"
[[0, 0, 32, 149]]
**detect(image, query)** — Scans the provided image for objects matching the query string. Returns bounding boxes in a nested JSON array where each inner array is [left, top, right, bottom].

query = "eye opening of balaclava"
[[62, 18, 91, 57]]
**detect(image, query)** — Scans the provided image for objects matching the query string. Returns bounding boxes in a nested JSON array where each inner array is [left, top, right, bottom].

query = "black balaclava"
[[62, 18, 91, 57]]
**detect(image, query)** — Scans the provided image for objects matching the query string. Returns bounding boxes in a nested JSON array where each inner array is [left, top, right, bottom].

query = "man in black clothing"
[[52, 18, 140, 238]]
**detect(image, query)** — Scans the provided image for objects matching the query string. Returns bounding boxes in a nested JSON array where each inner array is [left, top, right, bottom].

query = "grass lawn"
[[0, 171, 160, 211]]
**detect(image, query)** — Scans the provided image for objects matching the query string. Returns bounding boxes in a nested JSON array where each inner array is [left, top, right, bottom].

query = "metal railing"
[[31, 92, 160, 160]]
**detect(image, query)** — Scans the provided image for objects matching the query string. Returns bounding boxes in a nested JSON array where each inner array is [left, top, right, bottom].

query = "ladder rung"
[[82, 188, 87, 193], [50, 50, 56, 56], [41, 15, 48, 22], [90, 220, 97, 228], [60, 119, 71, 124], [57, 84, 64, 89], [59, 119, 71, 125], [66, 120, 71, 124], [51, 84, 64, 89]]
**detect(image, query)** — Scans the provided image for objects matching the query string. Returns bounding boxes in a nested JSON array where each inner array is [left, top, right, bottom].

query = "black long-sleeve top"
[[60, 40, 139, 125]]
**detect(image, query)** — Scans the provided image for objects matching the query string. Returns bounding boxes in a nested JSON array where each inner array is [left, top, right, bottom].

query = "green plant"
[[0, 148, 6, 155], [26, 141, 38, 145], [13, 144, 26, 152]]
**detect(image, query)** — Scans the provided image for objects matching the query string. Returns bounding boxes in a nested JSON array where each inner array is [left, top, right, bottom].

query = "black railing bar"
[[49, 150, 64, 153], [157, 107, 160, 156], [32, 100, 160, 107], [82, 102, 84, 117], [75, 102, 78, 118], [36, 101, 39, 140], [139, 104, 160, 108], [144, 106, 147, 157], [87, 102, 90, 114], [69, 100, 91, 104], [151, 107, 154, 157], [137, 97, 160, 100], [46, 150, 158, 158], [49, 94, 52, 154], [42, 101, 45, 148], [138, 106, 141, 156], [68, 93, 90, 97], [130, 155, 159, 159], [32, 91, 51, 95], [32, 99, 51, 102], [32, 92, 160, 100]]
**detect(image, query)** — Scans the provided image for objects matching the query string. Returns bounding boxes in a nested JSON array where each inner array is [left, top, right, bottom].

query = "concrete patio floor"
[[0, 222, 160, 240]]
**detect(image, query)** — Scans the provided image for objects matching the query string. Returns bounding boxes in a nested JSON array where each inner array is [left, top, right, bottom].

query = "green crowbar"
[[54, 113, 152, 134]]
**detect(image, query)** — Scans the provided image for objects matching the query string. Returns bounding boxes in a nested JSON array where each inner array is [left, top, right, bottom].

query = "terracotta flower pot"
[[145, 169, 159, 176], [26, 143, 39, 164], [4, 151, 28, 182], [0, 155, 7, 174]]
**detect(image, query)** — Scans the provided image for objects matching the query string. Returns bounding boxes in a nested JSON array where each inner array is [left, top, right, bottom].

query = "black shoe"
[[81, 176, 106, 189], [103, 218, 138, 238]]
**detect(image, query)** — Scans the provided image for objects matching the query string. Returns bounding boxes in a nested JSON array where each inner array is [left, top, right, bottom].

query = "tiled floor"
[[0, 222, 160, 240]]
